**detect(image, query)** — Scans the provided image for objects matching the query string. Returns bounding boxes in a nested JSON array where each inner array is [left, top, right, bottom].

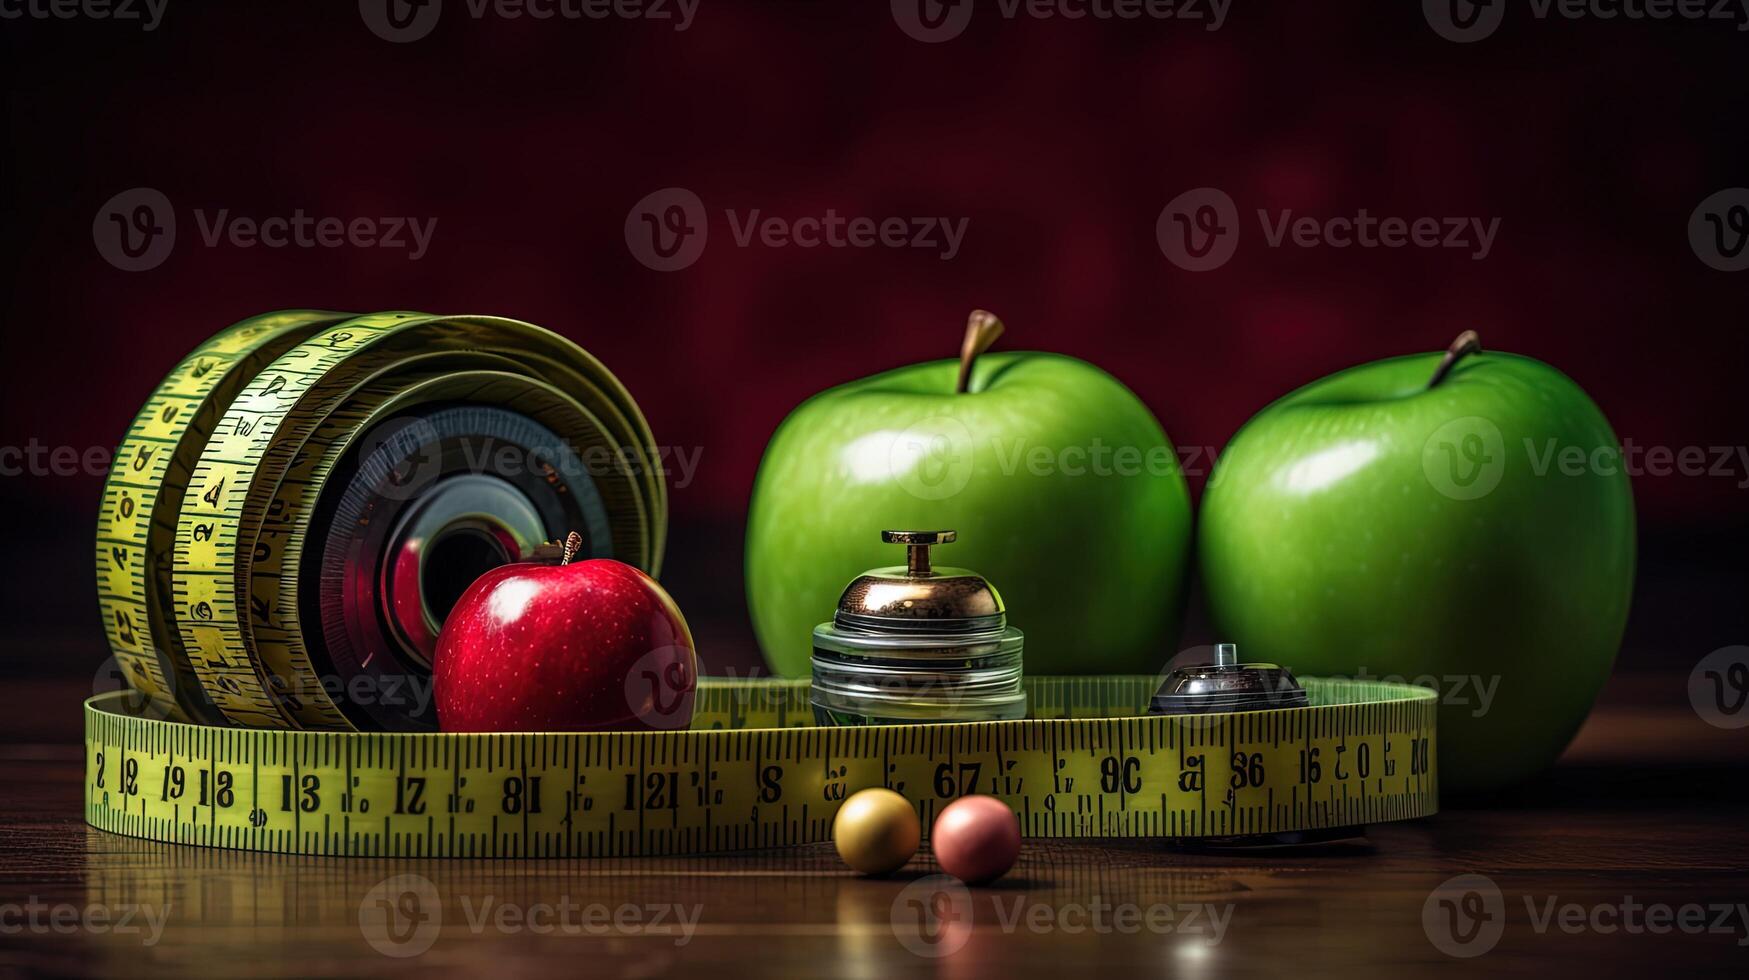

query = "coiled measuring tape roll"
[[97, 311, 667, 732], [83, 676, 1436, 857]]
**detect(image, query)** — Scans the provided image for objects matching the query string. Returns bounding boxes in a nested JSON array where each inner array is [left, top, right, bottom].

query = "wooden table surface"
[[0, 671, 1744, 978]]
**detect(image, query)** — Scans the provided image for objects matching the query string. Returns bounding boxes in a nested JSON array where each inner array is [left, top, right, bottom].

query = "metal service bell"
[[810, 531, 1026, 726]]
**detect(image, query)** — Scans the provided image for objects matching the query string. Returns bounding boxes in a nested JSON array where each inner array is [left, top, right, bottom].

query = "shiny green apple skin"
[[1199, 349, 1635, 795], [746, 352, 1193, 678]]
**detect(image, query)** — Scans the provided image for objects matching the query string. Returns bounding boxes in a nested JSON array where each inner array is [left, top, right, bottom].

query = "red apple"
[[434, 535, 697, 732]]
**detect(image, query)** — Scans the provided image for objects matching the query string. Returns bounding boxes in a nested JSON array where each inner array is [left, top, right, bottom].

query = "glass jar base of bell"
[[809, 623, 1027, 727], [810, 692, 1029, 727]]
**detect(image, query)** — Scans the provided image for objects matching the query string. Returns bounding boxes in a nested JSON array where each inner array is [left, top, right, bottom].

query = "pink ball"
[[931, 796, 1021, 884]]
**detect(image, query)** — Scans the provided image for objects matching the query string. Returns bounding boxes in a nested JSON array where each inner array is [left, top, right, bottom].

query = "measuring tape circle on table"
[[84, 676, 1438, 857]]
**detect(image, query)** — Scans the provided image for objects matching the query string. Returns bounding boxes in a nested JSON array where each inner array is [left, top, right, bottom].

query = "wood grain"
[[0, 672, 1744, 978]]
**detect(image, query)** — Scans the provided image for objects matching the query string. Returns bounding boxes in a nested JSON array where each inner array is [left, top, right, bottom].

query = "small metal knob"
[[881, 530, 956, 577], [1150, 643, 1309, 715]]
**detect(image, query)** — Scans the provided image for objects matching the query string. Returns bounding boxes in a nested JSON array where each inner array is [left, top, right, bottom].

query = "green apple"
[[746, 311, 1193, 678], [1199, 333, 1635, 795]]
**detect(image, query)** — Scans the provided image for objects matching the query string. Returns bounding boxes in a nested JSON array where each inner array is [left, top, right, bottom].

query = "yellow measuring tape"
[[85, 676, 1437, 857], [97, 310, 666, 731], [90, 311, 1438, 856]]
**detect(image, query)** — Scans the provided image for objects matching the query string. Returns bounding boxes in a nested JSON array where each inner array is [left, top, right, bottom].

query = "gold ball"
[[832, 788, 920, 876]]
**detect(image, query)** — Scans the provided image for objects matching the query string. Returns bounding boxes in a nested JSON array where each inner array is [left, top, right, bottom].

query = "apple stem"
[[1427, 330, 1482, 389], [560, 531, 582, 566], [955, 310, 1006, 394]]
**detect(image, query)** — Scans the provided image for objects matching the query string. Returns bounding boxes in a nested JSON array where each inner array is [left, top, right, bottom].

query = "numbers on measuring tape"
[[624, 772, 679, 811], [394, 776, 427, 815], [1334, 743, 1372, 780], [757, 765, 784, 803], [280, 774, 320, 813], [1230, 752, 1265, 789], [934, 762, 982, 798], [1177, 754, 1204, 792], [199, 770, 235, 808], [1101, 756, 1141, 795], [160, 765, 185, 801], [502, 777, 543, 814], [1411, 736, 1431, 776], [83, 677, 1438, 857]]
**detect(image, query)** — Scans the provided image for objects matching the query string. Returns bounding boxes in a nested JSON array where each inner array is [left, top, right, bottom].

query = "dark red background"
[[2, 2, 1744, 673]]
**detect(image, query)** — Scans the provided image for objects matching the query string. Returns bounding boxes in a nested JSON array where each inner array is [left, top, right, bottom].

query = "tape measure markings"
[[96, 310, 353, 724], [102, 310, 667, 732], [85, 677, 1437, 858], [174, 313, 428, 728], [170, 314, 665, 729]]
